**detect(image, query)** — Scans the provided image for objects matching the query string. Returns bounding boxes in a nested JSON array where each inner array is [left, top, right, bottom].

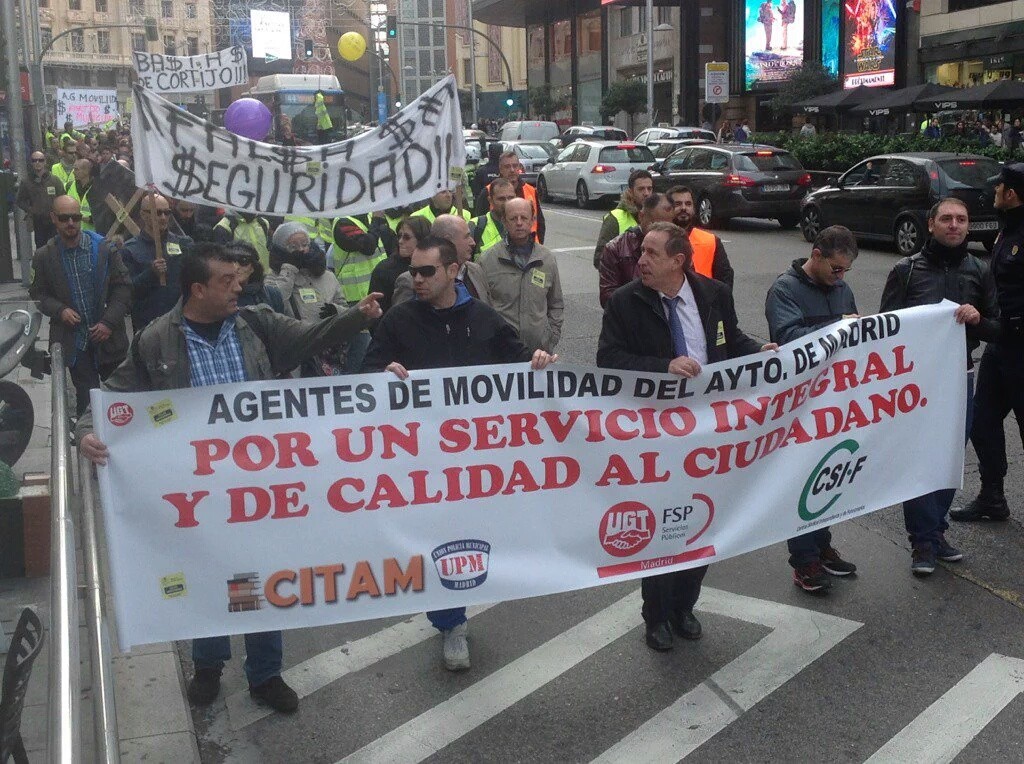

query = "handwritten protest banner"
[[56, 88, 118, 127], [93, 304, 966, 649], [130, 75, 466, 217], [133, 45, 248, 93]]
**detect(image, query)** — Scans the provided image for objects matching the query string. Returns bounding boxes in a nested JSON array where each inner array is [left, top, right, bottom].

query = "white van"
[[498, 120, 561, 142]]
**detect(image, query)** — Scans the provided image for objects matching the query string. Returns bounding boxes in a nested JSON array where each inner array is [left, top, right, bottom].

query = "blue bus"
[[248, 74, 348, 144]]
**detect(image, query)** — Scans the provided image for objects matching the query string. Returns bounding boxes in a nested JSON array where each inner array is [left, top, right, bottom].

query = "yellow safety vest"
[[285, 215, 334, 244], [66, 181, 94, 231], [471, 212, 503, 256], [51, 163, 72, 190], [609, 207, 638, 234], [315, 94, 333, 131], [215, 216, 270, 268], [409, 205, 472, 224], [331, 215, 387, 304], [385, 214, 403, 232]]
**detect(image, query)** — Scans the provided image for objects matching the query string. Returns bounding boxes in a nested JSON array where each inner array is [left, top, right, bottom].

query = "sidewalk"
[[0, 268, 199, 762]]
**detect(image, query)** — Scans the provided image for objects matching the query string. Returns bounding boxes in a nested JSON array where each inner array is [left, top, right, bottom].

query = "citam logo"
[[798, 439, 867, 521], [599, 501, 655, 558], [107, 402, 133, 426]]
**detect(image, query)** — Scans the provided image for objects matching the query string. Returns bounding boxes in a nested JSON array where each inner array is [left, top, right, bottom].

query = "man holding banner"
[[78, 243, 384, 712], [597, 222, 775, 651], [364, 235, 557, 671]]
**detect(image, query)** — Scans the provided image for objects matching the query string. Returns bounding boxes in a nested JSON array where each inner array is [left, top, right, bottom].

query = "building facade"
[[918, 0, 1024, 88]]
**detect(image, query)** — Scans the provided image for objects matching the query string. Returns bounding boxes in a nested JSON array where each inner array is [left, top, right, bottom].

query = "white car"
[[537, 141, 656, 208]]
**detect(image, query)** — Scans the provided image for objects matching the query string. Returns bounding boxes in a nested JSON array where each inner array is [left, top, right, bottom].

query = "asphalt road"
[[184, 202, 1024, 764]]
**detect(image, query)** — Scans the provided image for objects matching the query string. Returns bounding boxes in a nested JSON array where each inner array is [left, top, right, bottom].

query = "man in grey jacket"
[[78, 243, 383, 714], [765, 225, 859, 593], [480, 198, 563, 352]]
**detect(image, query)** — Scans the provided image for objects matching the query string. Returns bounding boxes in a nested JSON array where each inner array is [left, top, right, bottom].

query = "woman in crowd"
[[227, 242, 287, 315], [368, 215, 430, 315]]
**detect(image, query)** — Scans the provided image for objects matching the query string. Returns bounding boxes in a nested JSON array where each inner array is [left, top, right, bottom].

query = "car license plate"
[[969, 221, 999, 231], [763, 183, 789, 193]]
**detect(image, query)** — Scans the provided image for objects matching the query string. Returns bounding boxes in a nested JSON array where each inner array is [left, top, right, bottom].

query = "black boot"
[[950, 480, 1010, 521]]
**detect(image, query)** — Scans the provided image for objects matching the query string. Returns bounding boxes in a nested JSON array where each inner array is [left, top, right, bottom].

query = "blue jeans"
[[787, 527, 833, 569], [903, 371, 974, 549], [427, 608, 467, 631], [192, 631, 282, 687], [345, 330, 371, 374]]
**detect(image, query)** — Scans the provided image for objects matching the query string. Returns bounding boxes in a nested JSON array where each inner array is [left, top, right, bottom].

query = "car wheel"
[[576, 181, 591, 209], [800, 206, 821, 243], [777, 213, 800, 229], [894, 215, 924, 257], [537, 175, 550, 203], [697, 196, 720, 228]]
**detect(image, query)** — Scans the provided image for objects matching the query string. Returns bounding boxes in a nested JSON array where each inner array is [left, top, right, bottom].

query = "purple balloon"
[[224, 98, 272, 141]]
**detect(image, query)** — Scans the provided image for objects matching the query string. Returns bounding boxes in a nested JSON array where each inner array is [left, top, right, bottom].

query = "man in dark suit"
[[597, 221, 776, 651]]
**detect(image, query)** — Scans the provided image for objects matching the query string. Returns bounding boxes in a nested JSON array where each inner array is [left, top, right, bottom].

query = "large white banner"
[[56, 88, 118, 127], [130, 75, 467, 217], [133, 45, 249, 94], [94, 304, 966, 649]]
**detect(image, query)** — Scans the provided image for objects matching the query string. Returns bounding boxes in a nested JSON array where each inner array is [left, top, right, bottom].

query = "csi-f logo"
[[432, 539, 491, 591], [798, 439, 867, 521], [599, 501, 655, 557]]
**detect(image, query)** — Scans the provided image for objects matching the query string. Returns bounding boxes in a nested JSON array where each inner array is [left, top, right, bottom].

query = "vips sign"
[[56, 88, 118, 127], [843, 0, 899, 88], [131, 75, 467, 217], [93, 304, 965, 649], [133, 45, 249, 94]]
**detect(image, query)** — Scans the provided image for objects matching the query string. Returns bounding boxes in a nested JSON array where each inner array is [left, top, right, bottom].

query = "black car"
[[647, 138, 715, 172], [650, 144, 811, 228], [800, 153, 1000, 256]]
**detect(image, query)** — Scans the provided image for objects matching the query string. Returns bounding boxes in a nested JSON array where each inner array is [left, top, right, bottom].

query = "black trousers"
[[69, 346, 119, 417], [970, 343, 1024, 483], [640, 565, 709, 626]]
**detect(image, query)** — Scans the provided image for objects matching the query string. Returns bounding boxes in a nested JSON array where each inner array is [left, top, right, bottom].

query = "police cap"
[[989, 162, 1024, 193]]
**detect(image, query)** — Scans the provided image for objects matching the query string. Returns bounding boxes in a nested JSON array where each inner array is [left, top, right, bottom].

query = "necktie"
[[662, 296, 689, 358]]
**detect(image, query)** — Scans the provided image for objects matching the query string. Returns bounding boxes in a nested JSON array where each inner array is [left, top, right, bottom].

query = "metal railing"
[[46, 343, 121, 763], [47, 343, 80, 764]]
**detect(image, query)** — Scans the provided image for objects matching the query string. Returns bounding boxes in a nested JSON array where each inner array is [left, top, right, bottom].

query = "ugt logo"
[[798, 439, 867, 521], [599, 501, 655, 558]]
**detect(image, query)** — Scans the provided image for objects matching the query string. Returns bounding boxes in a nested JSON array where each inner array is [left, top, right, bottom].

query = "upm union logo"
[[599, 501, 655, 557], [107, 402, 133, 426], [799, 439, 867, 521], [432, 539, 491, 591]]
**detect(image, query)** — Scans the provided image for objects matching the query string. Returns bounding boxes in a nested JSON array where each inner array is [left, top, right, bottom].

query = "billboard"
[[822, 0, 840, 79], [250, 9, 292, 61], [843, 0, 898, 88], [744, 0, 804, 90]]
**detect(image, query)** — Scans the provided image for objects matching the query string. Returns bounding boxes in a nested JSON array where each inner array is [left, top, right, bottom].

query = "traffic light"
[[304, 39, 314, 59], [144, 16, 158, 42], [505, 95, 514, 108], [386, 15, 398, 38]]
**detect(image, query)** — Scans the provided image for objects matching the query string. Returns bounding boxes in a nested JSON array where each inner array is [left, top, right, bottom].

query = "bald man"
[[122, 193, 195, 330], [28, 195, 131, 415], [392, 214, 490, 306]]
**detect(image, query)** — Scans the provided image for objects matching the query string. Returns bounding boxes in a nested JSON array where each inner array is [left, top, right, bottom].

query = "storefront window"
[[577, 10, 602, 124], [527, 25, 546, 95], [550, 20, 573, 126]]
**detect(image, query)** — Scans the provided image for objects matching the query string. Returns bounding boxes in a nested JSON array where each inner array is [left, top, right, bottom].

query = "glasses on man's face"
[[31, 158, 46, 163], [56, 213, 83, 223], [408, 264, 439, 278], [829, 264, 852, 275]]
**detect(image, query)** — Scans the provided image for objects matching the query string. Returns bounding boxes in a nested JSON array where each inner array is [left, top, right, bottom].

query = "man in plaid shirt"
[[78, 242, 383, 714]]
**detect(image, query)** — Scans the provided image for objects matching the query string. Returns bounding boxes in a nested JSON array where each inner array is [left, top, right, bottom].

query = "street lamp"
[[646, 0, 673, 129]]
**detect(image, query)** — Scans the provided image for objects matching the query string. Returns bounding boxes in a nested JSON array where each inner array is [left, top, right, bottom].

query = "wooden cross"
[[146, 189, 166, 286], [104, 189, 144, 239]]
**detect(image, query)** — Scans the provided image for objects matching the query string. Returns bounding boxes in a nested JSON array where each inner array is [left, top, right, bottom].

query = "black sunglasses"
[[56, 213, 83, 222], [31, 157, 46, 162], [409, 264, 440, 278]]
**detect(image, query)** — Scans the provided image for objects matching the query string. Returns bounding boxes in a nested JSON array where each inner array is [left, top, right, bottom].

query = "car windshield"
[[517, 144, 555, 160], [937, 158, 1001, 188], [653, 143, 682, 158], [598, 146, 655, 163], [592, 129, 628, 140], [734, 151, 802, 171]]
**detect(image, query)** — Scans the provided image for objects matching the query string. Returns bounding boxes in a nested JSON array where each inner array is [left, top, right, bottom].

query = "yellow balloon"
[[338, 32, 367, 62]]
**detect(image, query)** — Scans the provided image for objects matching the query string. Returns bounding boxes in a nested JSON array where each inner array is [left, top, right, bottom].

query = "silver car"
[[501, 142, 557, 186], [537, 140, 656, 208]]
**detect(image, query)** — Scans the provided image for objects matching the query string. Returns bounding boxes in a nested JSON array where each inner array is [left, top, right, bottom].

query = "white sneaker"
[[442, 622, 470, 671]]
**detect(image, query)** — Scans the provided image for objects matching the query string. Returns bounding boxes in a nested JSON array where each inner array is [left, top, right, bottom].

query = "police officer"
[[952, 163, 1024, 523]]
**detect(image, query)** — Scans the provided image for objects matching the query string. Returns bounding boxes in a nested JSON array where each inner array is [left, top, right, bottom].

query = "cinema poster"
[[843, 0, 898, 88], [744, 0, 804, 89], [822, 0, 840, 79]]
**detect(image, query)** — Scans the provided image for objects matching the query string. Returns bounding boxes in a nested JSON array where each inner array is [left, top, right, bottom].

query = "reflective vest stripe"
[[689, 227, 717, 279], [285, 215, 334, 242], [67, 182, 94, 231], [410, 205, 472, 223], [332, 215, 386, 303], [609, 208, 637, 234], [215, 218, 270, 268], [473, 212, 502, 255], [487, 182, 540, 234]]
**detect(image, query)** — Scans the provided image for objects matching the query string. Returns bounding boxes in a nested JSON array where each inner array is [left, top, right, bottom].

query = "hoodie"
[[765, 258, 858, 345]]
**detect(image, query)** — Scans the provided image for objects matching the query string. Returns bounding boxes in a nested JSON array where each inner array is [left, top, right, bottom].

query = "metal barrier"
[[47, 343, 80, 764], [46, 344, 121, 763]]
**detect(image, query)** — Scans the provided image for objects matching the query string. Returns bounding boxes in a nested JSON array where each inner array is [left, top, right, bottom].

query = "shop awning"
[[794, 86, 874, 115], [849, 83, 960, 116], [913, 79, 1024, 111]]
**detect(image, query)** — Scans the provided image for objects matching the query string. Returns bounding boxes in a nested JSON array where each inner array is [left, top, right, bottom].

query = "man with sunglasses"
[[765, 225, 860, 593], [122, 193, 195, 331], [364, 235, 556, 671], [51, 141, 78, 190], [28, 195, 131, 416], [17, 152, 65, 248]]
